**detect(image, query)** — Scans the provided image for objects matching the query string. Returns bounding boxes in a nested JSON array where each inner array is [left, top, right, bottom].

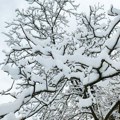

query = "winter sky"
[[0, 0, 120, 103]]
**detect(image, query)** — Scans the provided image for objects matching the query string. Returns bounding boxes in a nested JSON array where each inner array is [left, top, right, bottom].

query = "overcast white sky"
[[0, 0, 28, 103], [0, 0, 120, 103]]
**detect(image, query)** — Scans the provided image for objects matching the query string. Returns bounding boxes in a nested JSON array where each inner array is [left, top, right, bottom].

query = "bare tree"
[[0, 0, 120, 120]]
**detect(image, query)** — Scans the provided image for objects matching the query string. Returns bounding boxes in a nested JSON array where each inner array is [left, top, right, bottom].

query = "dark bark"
[[104, 100, 120, 120]]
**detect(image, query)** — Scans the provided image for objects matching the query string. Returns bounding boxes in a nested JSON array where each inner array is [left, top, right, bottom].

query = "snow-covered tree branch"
[[1, 0, 120, 119]]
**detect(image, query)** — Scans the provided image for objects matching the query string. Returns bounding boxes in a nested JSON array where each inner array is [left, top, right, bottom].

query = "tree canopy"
[[0, 0, 120, 120]]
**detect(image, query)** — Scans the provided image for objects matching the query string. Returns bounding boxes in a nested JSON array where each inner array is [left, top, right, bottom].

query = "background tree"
[[0, 0, 120, 120]]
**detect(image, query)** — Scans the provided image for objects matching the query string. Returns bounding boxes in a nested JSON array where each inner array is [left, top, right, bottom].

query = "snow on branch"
[[1, 1, 120, 119]]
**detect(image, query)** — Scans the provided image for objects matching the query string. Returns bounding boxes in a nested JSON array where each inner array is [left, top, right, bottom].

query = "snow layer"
[[78, 97, 93, 108], [1, 113, 17, 120], [0, 84, 55, 116]]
